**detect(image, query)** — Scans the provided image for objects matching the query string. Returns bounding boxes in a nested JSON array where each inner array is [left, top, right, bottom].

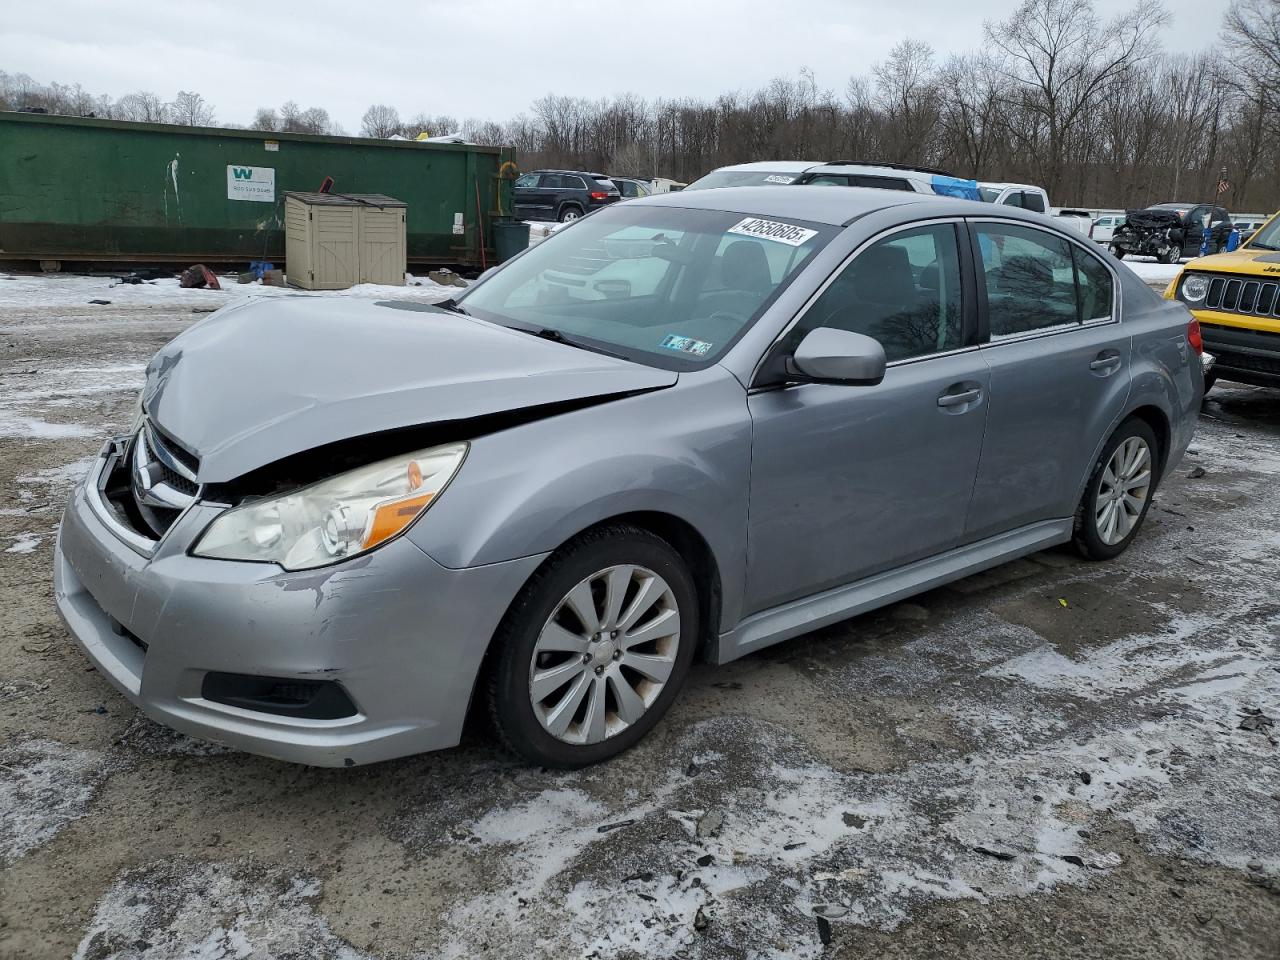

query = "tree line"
[[4, 0, 1278, 211]]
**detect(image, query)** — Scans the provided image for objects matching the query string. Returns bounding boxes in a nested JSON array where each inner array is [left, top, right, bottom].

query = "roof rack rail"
[[821, 160, 961, 178]]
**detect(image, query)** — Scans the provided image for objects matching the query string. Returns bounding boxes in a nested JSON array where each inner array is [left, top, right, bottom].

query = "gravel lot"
[[0, 269, 1277, 959]]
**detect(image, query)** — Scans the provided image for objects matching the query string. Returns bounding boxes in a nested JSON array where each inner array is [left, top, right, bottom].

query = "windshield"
[[457, 205, 832, 368], [684, 169, 806, 190], [1246, 214, 1280, 250]]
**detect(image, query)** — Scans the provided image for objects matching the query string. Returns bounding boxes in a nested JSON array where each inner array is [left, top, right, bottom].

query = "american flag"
[[1216, 178, 1230, 194]]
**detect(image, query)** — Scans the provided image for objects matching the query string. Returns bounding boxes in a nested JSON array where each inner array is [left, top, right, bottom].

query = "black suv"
[[1110, 202, 1233, 263], [513, 170, 621, 222]]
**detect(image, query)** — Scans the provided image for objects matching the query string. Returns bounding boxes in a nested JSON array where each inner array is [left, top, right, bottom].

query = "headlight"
[[193, 442, 467, 570], [1181, 274, 1210, 302]]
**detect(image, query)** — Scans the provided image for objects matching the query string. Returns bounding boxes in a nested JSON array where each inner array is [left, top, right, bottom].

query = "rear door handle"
[[1089, 353, 1122, 375], [937, 387, 982, 408]]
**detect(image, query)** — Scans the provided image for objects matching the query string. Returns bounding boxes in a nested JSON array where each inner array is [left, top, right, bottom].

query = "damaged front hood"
[[143, 297, 676, 482]]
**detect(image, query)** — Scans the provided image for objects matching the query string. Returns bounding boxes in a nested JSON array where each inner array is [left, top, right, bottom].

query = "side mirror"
[[787, 327, 886, 385]]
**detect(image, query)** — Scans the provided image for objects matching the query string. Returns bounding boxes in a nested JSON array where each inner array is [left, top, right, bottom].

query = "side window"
[[1073, 247, 1114, 322], [1213, 207, 1231, 224], [1022, 191, 1047, 213], [789, 224, 964, 363], [805, 175, 849, 186], [975, 223, 1078, 338], [1000, 192, 1021, 207], [567, 176, 588, 190], [851, 176, 913, 191], [514, 174, 538, 188]]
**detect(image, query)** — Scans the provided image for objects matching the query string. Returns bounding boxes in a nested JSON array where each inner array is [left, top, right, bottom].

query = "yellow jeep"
[[1165, 211, 1280, 390]]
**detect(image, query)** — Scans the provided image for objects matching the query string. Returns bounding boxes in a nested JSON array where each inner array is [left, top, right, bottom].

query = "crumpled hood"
[[143, 297, 676, 482]]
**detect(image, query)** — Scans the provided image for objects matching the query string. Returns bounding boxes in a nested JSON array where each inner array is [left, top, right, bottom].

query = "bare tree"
[[1223, 0, 1280, 127], [985, 0, 1168, 194], [360, 103, 402, 138], [116, 90, 170, 123], [169, 90, 215, 126]]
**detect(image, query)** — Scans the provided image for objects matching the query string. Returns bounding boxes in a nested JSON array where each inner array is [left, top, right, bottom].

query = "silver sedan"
[[55, 187, 1203, 767]]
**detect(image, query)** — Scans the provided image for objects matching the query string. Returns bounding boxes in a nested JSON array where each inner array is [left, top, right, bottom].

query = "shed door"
[[312, 206, 360, 289], [359, 207, 406, 285]]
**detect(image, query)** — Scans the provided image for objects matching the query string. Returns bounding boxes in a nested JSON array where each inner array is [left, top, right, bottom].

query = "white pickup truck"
[[977, 181, 1092, 237]]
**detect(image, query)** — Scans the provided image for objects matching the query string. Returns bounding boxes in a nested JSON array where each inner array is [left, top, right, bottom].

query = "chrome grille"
[[130, 420, 200, 537], [1204, 274, 1280, 318]]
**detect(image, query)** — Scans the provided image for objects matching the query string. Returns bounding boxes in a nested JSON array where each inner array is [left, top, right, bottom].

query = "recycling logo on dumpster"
[[226, 165, 275, 202]]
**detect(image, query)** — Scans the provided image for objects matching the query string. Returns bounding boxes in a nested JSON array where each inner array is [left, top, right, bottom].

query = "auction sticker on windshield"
[[727, 217, 818, 247], [660, 334, 713, 356], [763, 175, 797, 184]]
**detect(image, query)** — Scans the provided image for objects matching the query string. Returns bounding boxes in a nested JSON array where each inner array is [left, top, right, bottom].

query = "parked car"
[[1090, 214, 1126, 244], [791, 161, 981, 199], [1110, 202, 1233, 263], [1054, 209, 1094, 238], [683, 161, 823, 190], [513, 170, 621, 222], [1232, 218, 1264, 243], [1165, 210, 1280, 391], [686, 160, 982, 199], [608, 176, 653, 199], [57, 186, 1201, 768], [978, 182, 1051, 213]]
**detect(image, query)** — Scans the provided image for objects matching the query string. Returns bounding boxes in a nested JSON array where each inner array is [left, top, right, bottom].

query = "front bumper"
[[55, 447, 546, 766], [1198, 321, 1280, 388]]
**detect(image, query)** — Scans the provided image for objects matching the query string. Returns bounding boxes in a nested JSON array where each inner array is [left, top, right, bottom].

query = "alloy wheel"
[[1095, 436, 1152, 545], [560, 208, 581, 222], [528, 564, 680, 745]]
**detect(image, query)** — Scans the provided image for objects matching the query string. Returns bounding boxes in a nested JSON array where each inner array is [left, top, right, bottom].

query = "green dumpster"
[[0, 111, 517, 268]]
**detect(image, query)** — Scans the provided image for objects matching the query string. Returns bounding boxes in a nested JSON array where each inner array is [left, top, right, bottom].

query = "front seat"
[[698, 240, 775, 323]]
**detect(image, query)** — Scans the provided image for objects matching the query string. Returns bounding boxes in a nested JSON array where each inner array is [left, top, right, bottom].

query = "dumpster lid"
[[285, 192, 407, 207]]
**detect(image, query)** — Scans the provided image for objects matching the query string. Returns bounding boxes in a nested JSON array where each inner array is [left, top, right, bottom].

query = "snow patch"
[[75, 861, 370, 960], [0, 739, 108, 863]]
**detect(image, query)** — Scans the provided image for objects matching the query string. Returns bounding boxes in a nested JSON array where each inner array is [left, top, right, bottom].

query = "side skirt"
[[716, 518, 1073, 664]]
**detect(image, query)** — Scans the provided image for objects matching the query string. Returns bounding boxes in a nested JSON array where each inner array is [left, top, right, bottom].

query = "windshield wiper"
[[1248, 242, 1276, 251], [434, 297, 470, 316], [508, 324, 628, 360]]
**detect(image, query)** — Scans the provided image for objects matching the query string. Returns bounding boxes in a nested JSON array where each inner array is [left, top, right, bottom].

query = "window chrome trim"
[[963, 215, 1123, 347], [749, 216, 971, 386]]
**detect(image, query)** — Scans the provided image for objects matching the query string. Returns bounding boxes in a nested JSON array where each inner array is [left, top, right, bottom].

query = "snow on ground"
[[0, 270, 460, 310], [0, 739, 110, 864], [1120, 257, 1184, 287], [74, 862, 369, 960]]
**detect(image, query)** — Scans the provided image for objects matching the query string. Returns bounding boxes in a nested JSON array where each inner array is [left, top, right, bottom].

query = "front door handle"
[[937, 387, 982, 408], [1089, 353, 1122, 376]]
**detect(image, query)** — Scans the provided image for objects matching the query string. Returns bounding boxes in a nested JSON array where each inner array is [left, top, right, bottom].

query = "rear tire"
[[1203, 372, 1217, 395], [486, 524, 698, 768], [1073, 418, 1160, 561], [558, 205, 583, 223]]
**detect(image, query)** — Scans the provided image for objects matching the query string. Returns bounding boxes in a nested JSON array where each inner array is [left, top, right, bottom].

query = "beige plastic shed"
[[284, 192, 407, 289]]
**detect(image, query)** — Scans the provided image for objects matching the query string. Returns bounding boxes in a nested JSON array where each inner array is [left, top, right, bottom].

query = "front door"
[[963, 219, 1131, 541], [512, 174, 540, 219], [745, 221, 989, 614]]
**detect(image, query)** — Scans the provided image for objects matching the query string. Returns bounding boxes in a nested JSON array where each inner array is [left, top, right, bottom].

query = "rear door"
[[963, 219, 1130, 541], [745, 220, 990, 613]]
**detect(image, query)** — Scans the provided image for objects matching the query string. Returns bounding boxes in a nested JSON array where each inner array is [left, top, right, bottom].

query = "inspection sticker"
[[660, 334, 713, 356], [762, 174, 796, 184], [727, 216, 817, 247]]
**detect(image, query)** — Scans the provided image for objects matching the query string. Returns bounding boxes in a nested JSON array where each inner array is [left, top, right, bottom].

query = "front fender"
[[407, 367, 753, 629]]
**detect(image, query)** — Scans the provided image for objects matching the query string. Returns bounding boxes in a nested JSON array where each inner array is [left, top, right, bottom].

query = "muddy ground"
[[0, 272, 1277, 959]]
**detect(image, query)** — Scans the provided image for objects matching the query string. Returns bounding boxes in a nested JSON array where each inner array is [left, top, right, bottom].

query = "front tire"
[[1109, 244, 1125, 260], [1073, 418, 1159, 561], [1158, 243, 1181, 264], [487, 524, 699, 767]]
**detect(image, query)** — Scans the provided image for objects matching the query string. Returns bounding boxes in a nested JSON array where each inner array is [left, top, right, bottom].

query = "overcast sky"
[[3, 0, 1231, 132]]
